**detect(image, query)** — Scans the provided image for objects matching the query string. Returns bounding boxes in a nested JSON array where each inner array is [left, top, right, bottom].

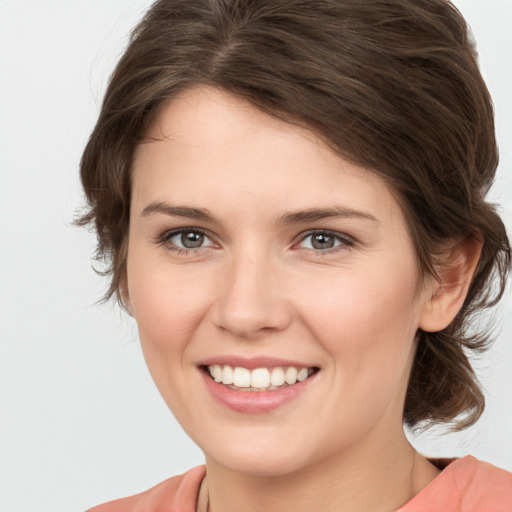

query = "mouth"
[[202, 364, 319, 392]]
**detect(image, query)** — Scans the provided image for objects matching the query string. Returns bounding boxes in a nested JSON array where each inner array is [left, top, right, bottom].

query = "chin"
[[208, 450, 309, 477], [199, 430, 324, 477]]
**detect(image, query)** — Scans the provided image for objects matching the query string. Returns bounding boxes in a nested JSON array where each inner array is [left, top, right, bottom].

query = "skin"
[[125, 86, 478, 512]]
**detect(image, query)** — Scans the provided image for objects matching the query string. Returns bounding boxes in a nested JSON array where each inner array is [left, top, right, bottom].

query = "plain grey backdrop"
[[0, 1, 511, 511]]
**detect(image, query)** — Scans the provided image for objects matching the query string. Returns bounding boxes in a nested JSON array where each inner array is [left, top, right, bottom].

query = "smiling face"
[[126, 86, 436, 476]]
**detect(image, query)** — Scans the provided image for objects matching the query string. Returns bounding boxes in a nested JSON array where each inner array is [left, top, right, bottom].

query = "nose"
[[212, 249, 292, 339]]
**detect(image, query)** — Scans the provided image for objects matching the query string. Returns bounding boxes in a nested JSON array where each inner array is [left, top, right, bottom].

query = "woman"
[[80, 0, 512, 510]]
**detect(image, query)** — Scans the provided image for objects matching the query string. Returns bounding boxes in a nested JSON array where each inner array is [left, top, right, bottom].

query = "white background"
[[0, 1, 511, 511]]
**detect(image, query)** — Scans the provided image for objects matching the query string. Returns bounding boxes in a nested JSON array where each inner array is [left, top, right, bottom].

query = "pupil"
[[312, 233, 334, 249], [181, 232, 204, 248]]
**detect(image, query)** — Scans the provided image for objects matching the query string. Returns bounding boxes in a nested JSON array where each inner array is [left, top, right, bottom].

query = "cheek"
[[126, 257, 218, 418], [307, 278, 421, 445], [127, 252, 214, 361], [297, 262, 422, 388], [298, 260, 421, 338]]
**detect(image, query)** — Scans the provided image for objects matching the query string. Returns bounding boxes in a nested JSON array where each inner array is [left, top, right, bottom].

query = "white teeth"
[[207, 364, 314, 390], [222, 365, 234, 385], [285, 366, 298, 385], [270, 367, 285, 386], [251, 368, 270, 388], [297, 368, 309, 382], [233, 367, 251, 388], [212, 364, 222, 383]]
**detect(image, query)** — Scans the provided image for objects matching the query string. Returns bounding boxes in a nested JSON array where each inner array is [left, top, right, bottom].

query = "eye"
[[161, 229, 215, 251], [297, 231, 354, 251]]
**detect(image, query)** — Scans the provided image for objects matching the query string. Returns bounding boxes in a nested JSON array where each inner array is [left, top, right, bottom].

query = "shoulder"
[[400, 456, 512, 512], [86, 465, 206, 512], [457, 456, 512, 509]]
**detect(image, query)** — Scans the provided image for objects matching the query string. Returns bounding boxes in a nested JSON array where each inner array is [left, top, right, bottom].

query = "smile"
[[206, 364, 316, 391], [200, 357, 320, 413]]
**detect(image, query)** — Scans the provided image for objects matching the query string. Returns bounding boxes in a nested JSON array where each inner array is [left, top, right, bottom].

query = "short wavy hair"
[[79, 0, 510, 430]]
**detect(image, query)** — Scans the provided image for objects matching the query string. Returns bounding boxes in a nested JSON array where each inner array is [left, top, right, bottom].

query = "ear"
[[419, 235, 482, 333]]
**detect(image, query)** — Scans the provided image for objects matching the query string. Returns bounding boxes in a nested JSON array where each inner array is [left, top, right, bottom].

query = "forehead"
[[140, 86, 330, 170], [132, 86, 406, 231]]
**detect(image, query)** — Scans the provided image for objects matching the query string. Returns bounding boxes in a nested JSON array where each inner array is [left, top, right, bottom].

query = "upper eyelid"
[[159, 226, 214, 242], [295, 229, 355, 244], [156, 227, 355, 248], [157, 228, 218, 254]]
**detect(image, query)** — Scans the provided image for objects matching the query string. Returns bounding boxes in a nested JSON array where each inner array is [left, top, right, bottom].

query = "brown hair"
[[79, 0, 510, 430]]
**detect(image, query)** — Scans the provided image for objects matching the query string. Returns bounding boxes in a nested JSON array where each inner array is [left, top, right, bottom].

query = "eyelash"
[[295, 230, 355, 254], [157, 228, 217, 256], [156, 228, 356, 256]]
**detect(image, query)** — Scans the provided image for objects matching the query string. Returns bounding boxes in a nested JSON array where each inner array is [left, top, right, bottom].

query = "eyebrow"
[[141, 202, 219, 223], [277, 207, 378, 225], [141, 201, 378, 225]]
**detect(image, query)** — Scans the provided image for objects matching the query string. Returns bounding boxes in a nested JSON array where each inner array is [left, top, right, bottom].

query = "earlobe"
[[419, 235, 482, 333]]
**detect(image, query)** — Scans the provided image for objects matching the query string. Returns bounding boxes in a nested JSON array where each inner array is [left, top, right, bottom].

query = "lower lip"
[[200, 369, 317, 413]]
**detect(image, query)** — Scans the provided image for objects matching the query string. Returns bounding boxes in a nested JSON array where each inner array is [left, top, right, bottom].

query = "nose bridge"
[[214, 242, 291, 338]]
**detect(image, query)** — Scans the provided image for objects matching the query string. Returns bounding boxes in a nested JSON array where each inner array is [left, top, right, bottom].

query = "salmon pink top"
[[86, 456, 512, 512]]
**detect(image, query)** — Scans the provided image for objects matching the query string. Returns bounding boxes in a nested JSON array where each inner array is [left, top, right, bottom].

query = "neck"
[[202, 428, 439, 512]]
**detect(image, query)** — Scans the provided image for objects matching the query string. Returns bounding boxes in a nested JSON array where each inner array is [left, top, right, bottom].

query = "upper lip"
[[198, 356, 318, 370]]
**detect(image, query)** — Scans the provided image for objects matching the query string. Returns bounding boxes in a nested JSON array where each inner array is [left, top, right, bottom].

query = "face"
[[127, 86, 435, 476]]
